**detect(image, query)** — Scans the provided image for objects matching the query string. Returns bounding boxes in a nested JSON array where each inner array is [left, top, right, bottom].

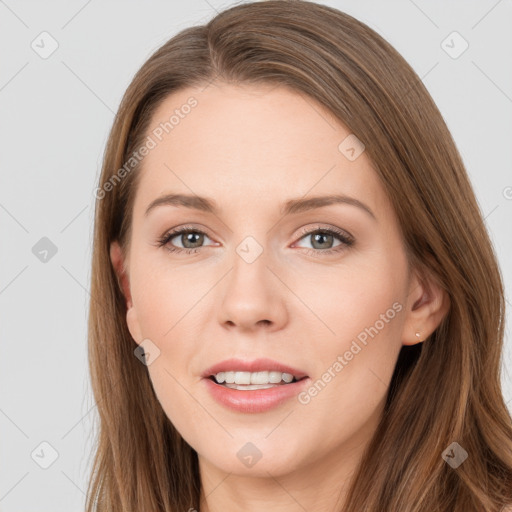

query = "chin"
[[198, 439, 304, 477]]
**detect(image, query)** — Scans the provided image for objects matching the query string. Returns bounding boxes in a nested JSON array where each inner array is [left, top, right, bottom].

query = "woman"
[[86, 1, 512, 510]]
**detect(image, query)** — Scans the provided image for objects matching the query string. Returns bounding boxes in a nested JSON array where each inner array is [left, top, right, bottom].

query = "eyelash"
[[156, 224, 355, 257]]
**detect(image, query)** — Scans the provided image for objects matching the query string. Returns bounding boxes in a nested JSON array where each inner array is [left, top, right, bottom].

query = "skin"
[[110, 82, 449, 512]]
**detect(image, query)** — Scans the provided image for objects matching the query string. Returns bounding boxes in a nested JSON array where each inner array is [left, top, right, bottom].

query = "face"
[[111, 82, 425, 482]]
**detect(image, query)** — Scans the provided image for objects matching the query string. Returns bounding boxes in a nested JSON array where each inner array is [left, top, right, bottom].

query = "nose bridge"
[[229, 232, 273, 295], [235, 233, 266, 266], [217, 231, 287, 330]]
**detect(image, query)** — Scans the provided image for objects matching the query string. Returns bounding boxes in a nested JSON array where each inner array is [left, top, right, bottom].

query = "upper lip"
[[201, 358, 309, 380]]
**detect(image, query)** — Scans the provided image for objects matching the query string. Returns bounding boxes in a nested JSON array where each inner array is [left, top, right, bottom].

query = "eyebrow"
[[144, 193, 376, 220]]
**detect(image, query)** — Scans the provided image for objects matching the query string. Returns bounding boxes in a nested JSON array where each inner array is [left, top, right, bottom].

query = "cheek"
[[128, 264, 207, 419], [295, 253, 406, 404], [133, 298, 201, 443], [292, 255, 404, 346], [130, 258, 208, 341]]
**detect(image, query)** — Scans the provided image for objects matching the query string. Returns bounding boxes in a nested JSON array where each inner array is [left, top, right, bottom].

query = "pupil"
[[312, 233, 332, 249], [183, 232, 203, 248]]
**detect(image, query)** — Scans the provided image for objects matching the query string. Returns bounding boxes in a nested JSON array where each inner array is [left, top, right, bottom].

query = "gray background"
[[0, 0, 511, 510]]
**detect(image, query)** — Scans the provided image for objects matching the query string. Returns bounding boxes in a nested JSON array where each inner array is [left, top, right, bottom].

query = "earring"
[[415, 331, 424, 343]]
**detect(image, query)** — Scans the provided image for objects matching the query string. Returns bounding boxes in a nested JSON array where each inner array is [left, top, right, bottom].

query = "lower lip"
[[203, 377, 310, 413]]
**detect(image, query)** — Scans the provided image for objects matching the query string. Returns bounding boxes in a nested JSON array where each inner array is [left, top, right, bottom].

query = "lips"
[[201, 357, 309, 380]]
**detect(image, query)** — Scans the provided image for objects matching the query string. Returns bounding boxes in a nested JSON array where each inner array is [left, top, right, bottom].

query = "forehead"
[[132, 82, 386, 219]]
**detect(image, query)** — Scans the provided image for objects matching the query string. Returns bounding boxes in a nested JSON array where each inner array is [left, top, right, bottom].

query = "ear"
[[110, 240, 132, 308], [401, 266, 450, 346], [110, 240, 143, 344]]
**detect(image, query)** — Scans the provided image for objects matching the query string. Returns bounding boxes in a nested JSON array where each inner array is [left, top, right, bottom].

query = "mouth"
[[202, 363, 311, 413], [201, 357, 309, 391]]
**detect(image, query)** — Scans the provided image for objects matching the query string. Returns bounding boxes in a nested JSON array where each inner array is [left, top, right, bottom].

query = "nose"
[[217, 248, 288, 333]]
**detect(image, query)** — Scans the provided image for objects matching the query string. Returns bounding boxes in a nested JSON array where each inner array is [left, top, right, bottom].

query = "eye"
[[292, 225, 355, 256], [156, 225, 216, 255], [156, 224, 355, 257]]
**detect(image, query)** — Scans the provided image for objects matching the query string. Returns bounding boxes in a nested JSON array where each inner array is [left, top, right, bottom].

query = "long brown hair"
[[85, 1, 512, 510]]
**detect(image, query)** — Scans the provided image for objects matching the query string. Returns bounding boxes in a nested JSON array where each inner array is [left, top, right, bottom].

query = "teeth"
[[213, 371, 296, 385]]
